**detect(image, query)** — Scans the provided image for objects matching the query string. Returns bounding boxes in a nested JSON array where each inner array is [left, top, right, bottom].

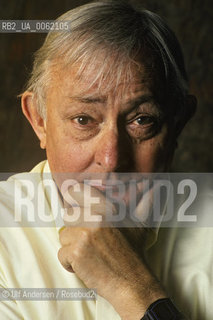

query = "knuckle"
[[59, 227, 72, 245], [80, 227, 102, 243], [58, 247, 74, 272], [80, 229, 92, 243], [72, 247, 83, 261]]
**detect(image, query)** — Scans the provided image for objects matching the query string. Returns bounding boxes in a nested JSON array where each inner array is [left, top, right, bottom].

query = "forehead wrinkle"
[[68, 86, 153, 110], [62, 78, 155, 115], [49, 56, 155, 115], [64, 70, 151, 99], [67, 94, 107, 104]]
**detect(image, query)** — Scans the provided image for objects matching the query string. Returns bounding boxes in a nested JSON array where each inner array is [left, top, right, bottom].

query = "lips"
[[85, 180, 146, 210], [86, 180, 130, 193]]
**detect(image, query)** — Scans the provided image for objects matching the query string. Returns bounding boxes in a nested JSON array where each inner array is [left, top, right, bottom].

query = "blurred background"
[[0, 0, 212, 172]]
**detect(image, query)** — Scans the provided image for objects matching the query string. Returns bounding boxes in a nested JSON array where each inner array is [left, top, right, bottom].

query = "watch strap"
[[141, 298, 184, 319]]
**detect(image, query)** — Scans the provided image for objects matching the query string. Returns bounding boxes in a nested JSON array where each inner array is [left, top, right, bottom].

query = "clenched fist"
[[58, 184, 166, 320]]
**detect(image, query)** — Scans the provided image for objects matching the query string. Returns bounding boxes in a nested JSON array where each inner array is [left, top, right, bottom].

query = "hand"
[[58, 185, 166, 320]]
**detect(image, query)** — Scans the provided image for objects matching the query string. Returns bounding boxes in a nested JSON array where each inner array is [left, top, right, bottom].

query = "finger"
[[58, 245, 75, 273], [59, 226, 83, 246], [59, 226, 100, 247]]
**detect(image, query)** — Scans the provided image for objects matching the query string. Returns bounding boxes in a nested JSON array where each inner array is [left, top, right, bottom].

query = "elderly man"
[[0, 1, 201, 319]]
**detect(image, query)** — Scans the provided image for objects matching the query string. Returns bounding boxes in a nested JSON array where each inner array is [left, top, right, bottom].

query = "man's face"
[[42, 60, 174, 174]]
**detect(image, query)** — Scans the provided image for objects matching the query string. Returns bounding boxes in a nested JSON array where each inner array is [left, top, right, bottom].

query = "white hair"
[[24, 1, 190, 126]]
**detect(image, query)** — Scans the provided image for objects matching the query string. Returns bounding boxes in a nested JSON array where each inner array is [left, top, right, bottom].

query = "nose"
[[94, 126, 133, 172]]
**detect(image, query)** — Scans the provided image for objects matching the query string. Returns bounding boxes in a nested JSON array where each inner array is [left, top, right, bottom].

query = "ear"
[[21, 91, 46, 149]]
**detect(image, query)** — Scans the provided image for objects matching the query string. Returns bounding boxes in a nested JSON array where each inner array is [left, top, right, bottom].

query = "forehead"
[[48, 54, 155, 103]]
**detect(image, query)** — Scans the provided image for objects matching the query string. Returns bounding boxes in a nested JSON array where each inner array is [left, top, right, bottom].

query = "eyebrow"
[[124, 95, 158, 115], [66, 93, 159, 114], [129, 95, 154, 105], [67, 95, 107, 104], [68, 94, 154, 104]]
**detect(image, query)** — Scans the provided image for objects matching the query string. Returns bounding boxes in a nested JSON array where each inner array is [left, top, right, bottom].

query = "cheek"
[[46, 128, 95, 173], [134, 129, 171, 172]]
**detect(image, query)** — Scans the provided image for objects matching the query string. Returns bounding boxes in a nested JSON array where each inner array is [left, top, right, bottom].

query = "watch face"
[[142, 298, 184, 320]]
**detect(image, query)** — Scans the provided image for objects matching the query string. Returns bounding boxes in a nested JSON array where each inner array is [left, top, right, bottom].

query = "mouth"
[[85, 179, 147, 207], [86, 181, 121, 193]]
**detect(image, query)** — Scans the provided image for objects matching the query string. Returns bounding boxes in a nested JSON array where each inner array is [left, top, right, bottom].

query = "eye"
[[133, 116, 155, 126], [126, 114, 161, 140], [76, 116, 91, 125], [72, 115, 97, 127]]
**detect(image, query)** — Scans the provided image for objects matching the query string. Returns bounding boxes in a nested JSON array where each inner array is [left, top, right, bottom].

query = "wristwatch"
[[141, 298, 185, 319]]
